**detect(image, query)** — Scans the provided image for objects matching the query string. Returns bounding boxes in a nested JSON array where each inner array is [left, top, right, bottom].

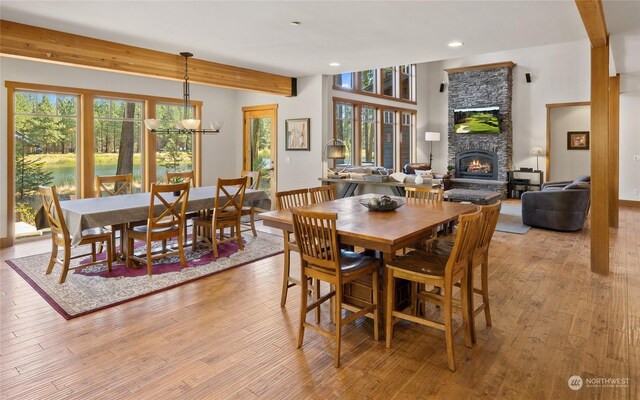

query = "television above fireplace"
[[454, 106, 500, 134]]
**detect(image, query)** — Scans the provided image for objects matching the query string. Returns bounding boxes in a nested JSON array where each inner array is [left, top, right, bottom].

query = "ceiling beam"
[[0, 20, 295, 97], [444, 61, 516, 74], [575, 0, 608, 48]]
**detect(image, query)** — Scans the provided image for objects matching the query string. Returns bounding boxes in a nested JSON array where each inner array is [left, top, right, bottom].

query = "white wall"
[[235, 75, 325, 191], [420, 40, 592, 176], [549, 105, 591, 181], [619, 92, 640, 201], [0, 57, 238, 238]]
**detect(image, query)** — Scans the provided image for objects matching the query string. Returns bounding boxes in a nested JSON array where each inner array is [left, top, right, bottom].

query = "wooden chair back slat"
[[405, 187, 444, 201], [291, 208, 340, 273], [166, 171, 195, 187], [39, 186, 69, 242], [241, 170, 261, 190], [96, 174, 133, 197], [476, 202, 502, 256], [445, 209, 482, 281], [276, 188, 310, 211], [214, 177, 247, 220], [309, 185, 337, 204], [148, 182, 190, 230]]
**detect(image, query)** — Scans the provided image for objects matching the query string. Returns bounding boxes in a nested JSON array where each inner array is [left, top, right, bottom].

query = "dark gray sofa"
[[521, 178, 591, 232]]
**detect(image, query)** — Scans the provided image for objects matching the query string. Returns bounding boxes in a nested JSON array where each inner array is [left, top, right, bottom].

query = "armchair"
[[521, 182, 590, 231]]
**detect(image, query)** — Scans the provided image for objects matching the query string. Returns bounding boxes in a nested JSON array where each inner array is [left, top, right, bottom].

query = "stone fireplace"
[[445, 62, 515, 196], [456, 149, 498, 180]]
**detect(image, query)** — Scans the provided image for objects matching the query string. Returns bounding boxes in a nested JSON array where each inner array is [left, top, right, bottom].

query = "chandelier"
[[144, 52, 223, 134]]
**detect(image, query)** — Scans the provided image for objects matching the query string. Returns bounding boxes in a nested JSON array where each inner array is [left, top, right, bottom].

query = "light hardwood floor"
[[1, 204, 638, 399]]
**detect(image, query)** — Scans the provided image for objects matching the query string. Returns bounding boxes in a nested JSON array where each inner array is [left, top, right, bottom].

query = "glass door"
[[242, 105, 278, 208]]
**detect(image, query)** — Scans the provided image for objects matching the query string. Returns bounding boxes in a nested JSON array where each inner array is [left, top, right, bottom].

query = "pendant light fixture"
[[144, 52, 223, 134]]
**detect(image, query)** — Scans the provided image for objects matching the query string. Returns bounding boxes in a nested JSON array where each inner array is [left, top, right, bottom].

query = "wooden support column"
[[608, 74, 620, 228], [589, 44, 610, 275]]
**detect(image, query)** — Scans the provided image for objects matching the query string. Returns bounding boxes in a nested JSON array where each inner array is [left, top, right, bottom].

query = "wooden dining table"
[[261, 194, 477, 310]]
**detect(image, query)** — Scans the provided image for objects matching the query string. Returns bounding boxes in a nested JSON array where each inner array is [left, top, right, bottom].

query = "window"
[[14, 91, 79, 237], [382, 110, 396, 170], [381, 67, 395, 97], [333, 65, 415, 102], [334, 102, 354, 166], [360, 70, 376, 93], [155, 103, 195, 180], [335, 73, 355, 90], [399, 65, 414, 101], [94, 98, 144, 192], [400, 112, 413, 167], [360, 106, 376, 166]]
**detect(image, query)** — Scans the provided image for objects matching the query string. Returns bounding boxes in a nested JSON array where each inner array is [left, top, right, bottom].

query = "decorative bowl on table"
[[359, 196, 405, 212]]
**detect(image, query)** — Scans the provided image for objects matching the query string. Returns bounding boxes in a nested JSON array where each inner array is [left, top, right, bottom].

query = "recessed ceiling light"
[[448, 41, 463, 47], [290, 21, 302, 26], [329, 62, 340, 67]]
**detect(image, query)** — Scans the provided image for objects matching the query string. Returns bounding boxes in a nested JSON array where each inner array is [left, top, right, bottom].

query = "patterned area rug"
[[5, 233, 284, 319]]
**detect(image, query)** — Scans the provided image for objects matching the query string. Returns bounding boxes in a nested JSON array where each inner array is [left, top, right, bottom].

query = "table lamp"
[[424, 132, 441, 167], [322, 138, 347, 178], [530, 146, 544, 171]]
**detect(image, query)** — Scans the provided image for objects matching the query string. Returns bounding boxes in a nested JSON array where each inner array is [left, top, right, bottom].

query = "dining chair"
[[191, 177, 247, 258], [126, 182, 190, 276], [309, 185, 337, 204], [240, 170, 261, 237], [430, 201, 501, 343], [385, 208, 482, 371], [166, 170, 195, 186], [404, 186, 444, 201], [292, 208, 379, 368], [95, 173, 133, 257], [39, 186, 113, 284], [275, 188, 310, 307]]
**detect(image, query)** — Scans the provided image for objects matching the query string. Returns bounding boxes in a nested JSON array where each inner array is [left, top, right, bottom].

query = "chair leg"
[[192, 222, 198, 251], [236, 221, 244, 251], [314, 278, 321, 324], [212, 227, 219, 258], [444, 287, 456, 372], [91, 243, 97, 262], [334, 281, 343, 368], [146, 240, 153, 276], [106, 239, 113, 272], [59, 245, 71, 284], [372, 269, 380, 341], [281, 246, 291, 307], [297, 269, 308, 349], [250, 208, 257, 237], [482, 257, 492, 327], [178, 233, 187, 268], [46, 241, 58, 275], [460, 274, 473, 348], [385, 268, 395, 349], [126, 235, 134, 268]]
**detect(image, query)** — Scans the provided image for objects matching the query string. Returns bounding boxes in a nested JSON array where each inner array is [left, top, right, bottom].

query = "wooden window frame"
[[332, 65, 417, 105], [3, 81, 203, 246]]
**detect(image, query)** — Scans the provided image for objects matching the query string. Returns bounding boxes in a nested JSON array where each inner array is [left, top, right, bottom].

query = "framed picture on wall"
[[285, 118, 310, 151], [567, 131, 589, 150]]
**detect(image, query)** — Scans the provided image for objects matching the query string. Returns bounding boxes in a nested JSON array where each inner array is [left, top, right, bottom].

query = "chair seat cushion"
[[80, 227, 111, 238], [339, 250, 377, 276], [132, 225, 178, 234], [387, 250, 449, 277]]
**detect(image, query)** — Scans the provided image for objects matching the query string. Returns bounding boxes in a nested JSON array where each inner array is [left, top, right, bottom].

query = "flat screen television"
[[453, 107, 500, 134]]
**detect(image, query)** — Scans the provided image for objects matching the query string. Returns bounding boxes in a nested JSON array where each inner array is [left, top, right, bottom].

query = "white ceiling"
[[1, 1, 638, 78]]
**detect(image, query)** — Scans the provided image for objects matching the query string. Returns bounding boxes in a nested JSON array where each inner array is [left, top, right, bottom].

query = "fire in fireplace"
[[455, 150, 499, 180]]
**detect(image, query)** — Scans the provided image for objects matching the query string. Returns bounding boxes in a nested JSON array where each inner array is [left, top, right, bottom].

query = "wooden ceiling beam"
[[444, 61, 516, 74], [0, 20, 295, 97], [575, 0, 608, 48]]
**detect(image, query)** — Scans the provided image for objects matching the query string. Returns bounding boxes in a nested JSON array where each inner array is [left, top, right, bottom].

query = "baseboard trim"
[[0, 237, 13, 249], [620, 200, 640, 208]]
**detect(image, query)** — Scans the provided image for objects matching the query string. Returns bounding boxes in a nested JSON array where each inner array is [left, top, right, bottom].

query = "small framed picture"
[[567, 131, 589, 150], [285, 118, 310, 151]]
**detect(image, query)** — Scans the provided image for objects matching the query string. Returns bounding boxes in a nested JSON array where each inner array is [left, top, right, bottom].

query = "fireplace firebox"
[[455, 150, 499, 180]]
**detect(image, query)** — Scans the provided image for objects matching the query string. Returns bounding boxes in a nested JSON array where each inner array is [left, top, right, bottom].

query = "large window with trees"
[[333, 64, 416, 102], [94, 98, 144, 192], [333, 98, 415, 171], [155, 103, 194, 180]]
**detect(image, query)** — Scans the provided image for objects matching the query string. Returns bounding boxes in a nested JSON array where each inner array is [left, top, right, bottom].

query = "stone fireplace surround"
[[445, 62, 515, 197]]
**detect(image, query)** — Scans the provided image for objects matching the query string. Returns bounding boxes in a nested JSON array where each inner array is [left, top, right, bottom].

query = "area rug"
[[496, 203, 531, 234], [5, 233, 284, 319]]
